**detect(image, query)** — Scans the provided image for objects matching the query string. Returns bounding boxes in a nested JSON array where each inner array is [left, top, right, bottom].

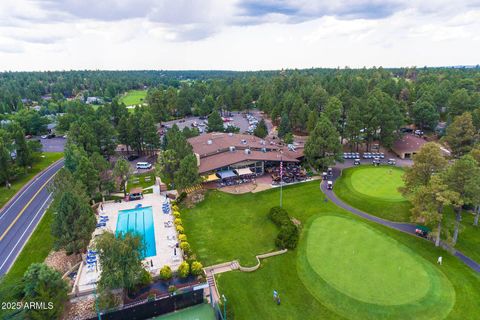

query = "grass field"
[[182, 181, 480, 319], [120, 89, 147, 106], [334, 166, 412, 221], [0, 152, 63, 209], [155, 304, 216, 320]]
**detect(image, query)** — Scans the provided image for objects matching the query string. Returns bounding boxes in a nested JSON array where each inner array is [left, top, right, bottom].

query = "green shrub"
[[268, 206, 290, 226], [275, 223, 299, 249], [160, 265, 172, 280], [178, 234, 187, 242], [178, 261, 190, 278], [180, 241, 191, 253], [139, 268, 152, 286], [191, 261, 203, 276], [268, 206, 299, 249], [176, 225, 185, 234]]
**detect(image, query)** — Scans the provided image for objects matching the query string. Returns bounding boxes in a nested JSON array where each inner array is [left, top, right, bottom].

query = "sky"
[[0, 0, 479, 71]]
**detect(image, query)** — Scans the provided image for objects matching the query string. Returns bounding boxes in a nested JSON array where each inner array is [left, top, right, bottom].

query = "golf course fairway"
[[298, 215, 455, 319]]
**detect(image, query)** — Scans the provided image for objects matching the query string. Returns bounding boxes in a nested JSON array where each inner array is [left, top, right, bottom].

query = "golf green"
[[350, 166, 405, 200], [334, 166, 412, 221], [298, 215, 455, 319]]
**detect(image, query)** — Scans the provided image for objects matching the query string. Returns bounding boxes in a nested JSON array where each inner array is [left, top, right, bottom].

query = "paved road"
[[321, 166, 480, 273], [0, 159, 64, 276]]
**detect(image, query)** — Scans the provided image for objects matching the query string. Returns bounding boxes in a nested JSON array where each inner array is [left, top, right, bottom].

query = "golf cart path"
[[320, 167, 480, 274]]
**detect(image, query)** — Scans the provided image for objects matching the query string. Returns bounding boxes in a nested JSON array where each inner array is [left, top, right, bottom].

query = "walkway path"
[[321, 166, 480, 273]]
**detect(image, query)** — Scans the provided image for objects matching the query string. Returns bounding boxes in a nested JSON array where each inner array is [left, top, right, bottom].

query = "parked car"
[[387, 159, 396, 165], [379, 153, 385, 159], [372, 157, 381, 166], [415, 129, 424, 136], [354, 159, 361, 165], [136, 162, 152, 169]]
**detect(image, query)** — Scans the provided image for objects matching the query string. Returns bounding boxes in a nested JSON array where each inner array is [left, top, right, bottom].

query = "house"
[[391, 134, 427, 159]]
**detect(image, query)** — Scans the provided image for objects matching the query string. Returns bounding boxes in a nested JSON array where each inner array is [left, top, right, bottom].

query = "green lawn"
[[0, 207, 56, 318], [182, 181, 480, 319], [443, 210, 480, 264], [127, 172, 155, 194], [120, 89, 147, 106], [0, 152, 63, 209], [334, 166, 412, 221]]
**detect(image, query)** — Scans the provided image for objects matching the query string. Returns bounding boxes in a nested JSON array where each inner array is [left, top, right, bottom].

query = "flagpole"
[[280, 154, 283, 208]]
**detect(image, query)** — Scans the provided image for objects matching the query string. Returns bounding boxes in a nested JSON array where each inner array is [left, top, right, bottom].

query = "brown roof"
[[188, 133, 304, 174], [188, 133, 280, 156], [392, 134, 427, 154], [197, 149, 299, 173]]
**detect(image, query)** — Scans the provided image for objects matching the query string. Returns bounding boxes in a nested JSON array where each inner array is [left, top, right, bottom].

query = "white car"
[[136, 162, 152, 169]]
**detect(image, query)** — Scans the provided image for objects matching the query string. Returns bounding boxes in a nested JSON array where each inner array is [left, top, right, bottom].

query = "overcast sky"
[[0, 0, 479, 71]]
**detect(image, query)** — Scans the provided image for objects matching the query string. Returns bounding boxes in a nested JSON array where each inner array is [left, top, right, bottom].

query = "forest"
[[1, 67, 480, 152]]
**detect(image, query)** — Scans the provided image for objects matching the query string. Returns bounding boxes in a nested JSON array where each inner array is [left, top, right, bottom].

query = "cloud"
[[236, 0, 404, 24], [0, 1, 480, 70]]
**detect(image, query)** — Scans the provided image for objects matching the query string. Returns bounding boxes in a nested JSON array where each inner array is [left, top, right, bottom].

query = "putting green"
[[298, 215, 455, 319], [350, 166, 405, 201]]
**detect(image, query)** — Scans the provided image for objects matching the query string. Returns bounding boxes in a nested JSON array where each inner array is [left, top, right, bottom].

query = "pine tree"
[[304, 116, 342, 170], [51, 191, 96, 254], [253, 119, 268, 138], [207, 110, 224, 132]]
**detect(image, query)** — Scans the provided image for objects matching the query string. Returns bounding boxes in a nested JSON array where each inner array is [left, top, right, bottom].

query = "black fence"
[[88, 287, 205, 320]]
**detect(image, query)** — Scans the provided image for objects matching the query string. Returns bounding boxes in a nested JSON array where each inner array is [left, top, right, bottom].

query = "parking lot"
[[161, 110, 271, 136]]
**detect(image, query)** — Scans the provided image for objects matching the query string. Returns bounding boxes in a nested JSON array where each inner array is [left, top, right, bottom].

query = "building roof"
[[188, 132, 304, 174], [392, 134, 427, 154]]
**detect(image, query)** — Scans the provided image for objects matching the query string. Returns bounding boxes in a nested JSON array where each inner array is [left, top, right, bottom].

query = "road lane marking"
[[0, 160, 62, 220], [0, 173, 56, 242], [0, 194, 52, 273]]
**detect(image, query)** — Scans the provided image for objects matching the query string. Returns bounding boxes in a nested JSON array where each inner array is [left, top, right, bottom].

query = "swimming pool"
[[116, 206, 157, 258]]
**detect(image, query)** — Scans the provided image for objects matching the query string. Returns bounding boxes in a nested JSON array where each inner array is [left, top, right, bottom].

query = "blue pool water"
[[116, 206, 157, 258]]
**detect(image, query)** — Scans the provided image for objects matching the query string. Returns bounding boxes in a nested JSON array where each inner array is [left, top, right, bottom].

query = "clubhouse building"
[[187, 133, 305, 182]]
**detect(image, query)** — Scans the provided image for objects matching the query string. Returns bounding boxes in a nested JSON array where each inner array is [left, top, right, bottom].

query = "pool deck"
[[74, 193, 183, 296]]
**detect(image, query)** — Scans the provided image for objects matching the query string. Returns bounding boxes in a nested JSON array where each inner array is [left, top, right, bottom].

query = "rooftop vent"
[[228, 132, 233, 137], [207, 140, 213, 145], [261, 148, 267, 153], [244, 148, 251, 155], [241, 139, 247, 144], [229, 146, 236, 152]]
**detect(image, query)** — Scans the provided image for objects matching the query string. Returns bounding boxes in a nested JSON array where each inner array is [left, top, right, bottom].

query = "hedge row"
[[268, 206, 299, 249]]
